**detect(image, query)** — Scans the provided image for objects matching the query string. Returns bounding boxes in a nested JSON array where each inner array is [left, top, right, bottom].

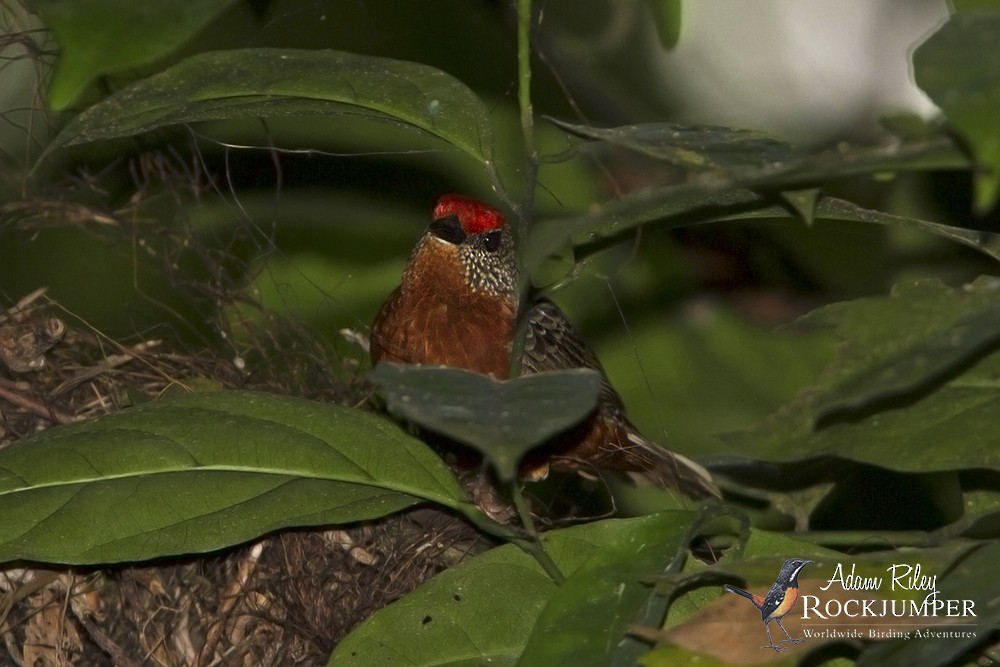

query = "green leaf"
[[710, 195, 1000, 262], [46, 48, 496, 169], [527, 125, 976, 278], [725, 277, 1000, 473], [517, 511, 693, 666], [30, 0, 238, 110], [0, 391, 485, 565], [780, 188, 822, 225], [804, 198, 1000, 262], [797, 277, 1000, 418], [589, 302, 835, 459], [551, 120, 804, 171], [528, 192, 1000, 283], [329, 511, 694, 667], [646, 0, 683, 51], [961, 489, 1000, 538], [527, 188, 765, 278], [370, 364, 601, 481], [915, 4, 1000, 213]]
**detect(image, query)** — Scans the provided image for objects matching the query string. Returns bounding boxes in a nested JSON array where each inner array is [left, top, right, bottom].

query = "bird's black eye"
[[482, 230, 502, 252], [428, 215, 467, 245]]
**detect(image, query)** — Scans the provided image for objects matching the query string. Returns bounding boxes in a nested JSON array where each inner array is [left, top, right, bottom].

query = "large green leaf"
[[915, 1, 1000, 213], [370, 364, 601, 481], [794, 277, 1000, 417], [30, 0, 237, 110], [330, 511, 694, 667], [0, 391, 486, 564], [46, 48, 496, 169], [517, 511, 693, 666], [724, 277, 1000, 473]]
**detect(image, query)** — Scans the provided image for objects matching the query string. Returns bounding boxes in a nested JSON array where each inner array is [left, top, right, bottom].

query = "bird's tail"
[[624, 431, 721, 499]]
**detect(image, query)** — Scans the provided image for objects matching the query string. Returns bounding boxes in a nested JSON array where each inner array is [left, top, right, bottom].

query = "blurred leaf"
[[527, 131, 980, 277], [725, 277, 1000, 473], [0, 391, 489, 565], [646, 0, 683, 51], [532, 122, 970, 273], [780, 188, 821, 225], [552, 121, 965, 182], [706, 196, 1000, 263], [528, 188, 764, 277], [552, 120, 803, 171], [30, 0, 237, 109], [518, 511, 692, 666], [797, 277, 1000, 418], [330, 511, 694, 667], [586, 302, 835, 458], [640, 646, 747, 667], [529, 192, 1000, 281], [804, 355, 1000, 472], [46, 48, 496, 171], [915, 3, 1000, 213], [370, 364, 601, 481], [961, 488, 1000, 538], [803, 198, 1000, 262]]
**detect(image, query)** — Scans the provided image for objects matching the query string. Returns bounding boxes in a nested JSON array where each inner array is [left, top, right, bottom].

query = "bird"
[[724, 558, 813, 651], [370, 193, 718, 499]]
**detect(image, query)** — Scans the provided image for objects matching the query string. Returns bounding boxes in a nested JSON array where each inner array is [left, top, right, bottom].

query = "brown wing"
[[521, 299, 719, 498], [522, 299, 623, 407]]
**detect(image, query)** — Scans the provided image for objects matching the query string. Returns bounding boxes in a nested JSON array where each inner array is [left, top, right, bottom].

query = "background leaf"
[[29, 0, 238, 109], [915, 1, 1000, 213], [529, 192, 1000, 285], [551, 119, 804, 171], [723, 277, 1000, 473], [645, 0, 683, 51]]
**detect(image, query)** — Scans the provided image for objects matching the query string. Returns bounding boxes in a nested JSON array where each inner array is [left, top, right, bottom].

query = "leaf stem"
[[510, 0, 536, 379], [511, 481, 565, 585], [516, 0, 538, 217]]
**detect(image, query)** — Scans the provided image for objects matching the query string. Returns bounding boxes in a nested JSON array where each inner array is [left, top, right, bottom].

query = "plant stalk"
[[512, 481, 565, 585]]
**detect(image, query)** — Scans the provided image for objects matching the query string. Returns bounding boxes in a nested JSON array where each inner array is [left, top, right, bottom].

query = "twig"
[[0, 379, 75, 424], [198, 541, 267, 667], [50, 339, 163, 397]]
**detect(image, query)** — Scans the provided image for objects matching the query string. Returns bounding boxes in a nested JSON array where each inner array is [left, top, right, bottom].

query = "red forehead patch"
[[433, 194, 505, 234]]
